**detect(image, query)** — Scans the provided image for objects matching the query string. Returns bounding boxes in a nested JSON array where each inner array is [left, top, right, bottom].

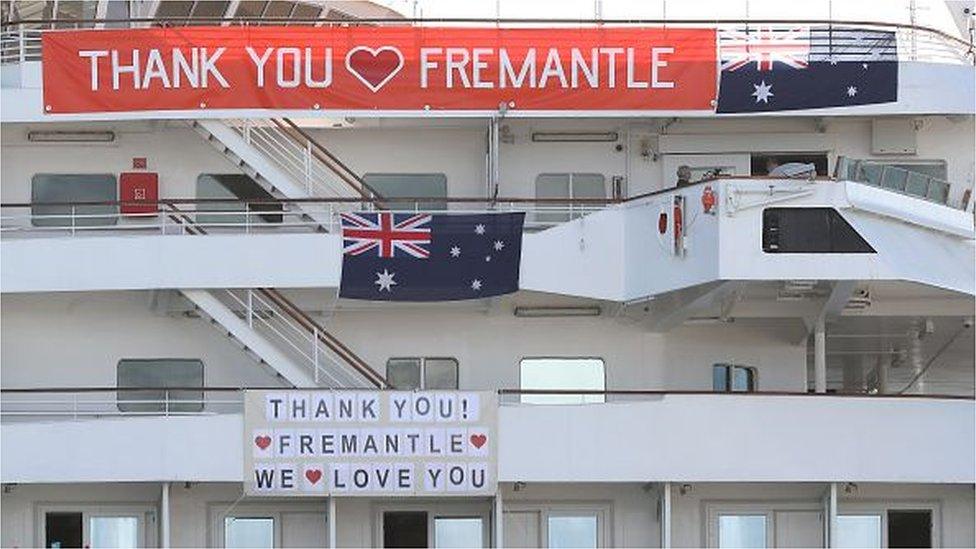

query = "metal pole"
[[494, 490, 504, 548], [71, 205, 76, 236], [876, 354, 890, 395], [814, 319, 827, 393], [661, 483, 672, 548], [828, 482, 839, 548], [161, 481, 171, 548], [328, 496, 337, 548], [247, 290, 254, 328]]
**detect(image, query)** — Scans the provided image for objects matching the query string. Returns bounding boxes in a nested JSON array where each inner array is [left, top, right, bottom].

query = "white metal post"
[[828, 482, 839, 548], [305, 140, 313, 194], [876, 354, 890, 395], [661, 483, 672, 549], [247, 290, 254, 328], [814, 319, 827, 393], [328, 496, 337, 548], [161, 481, 171, 548], [70, 205, 77, 236], [313, 328, 320, 384], [494, 490, 504, 548]]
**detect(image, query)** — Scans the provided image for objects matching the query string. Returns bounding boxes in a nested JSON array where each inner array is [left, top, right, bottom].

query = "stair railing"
[[226, 118, 382, 205], [220, 288, 381, 388], [159, 202, 387, 388]]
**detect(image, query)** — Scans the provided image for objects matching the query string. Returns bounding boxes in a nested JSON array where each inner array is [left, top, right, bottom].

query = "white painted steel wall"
[[2, 396, 971, 484], [0, 291, 808, 392], [498, 395, 976, 483]]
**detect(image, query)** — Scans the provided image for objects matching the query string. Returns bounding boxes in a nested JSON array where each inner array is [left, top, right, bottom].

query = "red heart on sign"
[[345, 46, 404, 92], [254, 435, 271, 450], [305, 469, 323, 485], [470, 434, 487, 449]]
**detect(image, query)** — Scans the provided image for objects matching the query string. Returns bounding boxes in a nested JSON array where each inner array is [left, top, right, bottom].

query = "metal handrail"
[[220, 288, 370, 388], [0, 17, 970, 48], [1, 18, 972, 66]]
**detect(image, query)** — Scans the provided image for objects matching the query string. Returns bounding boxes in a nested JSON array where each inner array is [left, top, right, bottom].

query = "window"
[[751, 154, 829, 176], [40, 506, 153, 548], [836, 515, 882, 549], [504, 505, 608, 548], [535, 173, 606, 223], [888, 510, 932, 549], [548, 515, 598, 549], [196, 174, 282, 227], [718, 515, 768, 548], [31, 174, 118, 227], [363, 173, 449, 211], [383, 511, 428, 548], [713, 364, 758, 392], [89, 516, 139, 548], [434, 517, 484, 548], [519, 358, 605, 404], [762, 208, 876, 254], [224, 517, 274, 549], [45, 512, 82, 548], [840, 159, 949, 204], [386, 358, 458, 390], [117, 359, 204, 413]]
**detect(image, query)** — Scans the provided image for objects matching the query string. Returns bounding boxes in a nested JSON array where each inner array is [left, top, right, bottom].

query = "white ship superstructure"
[[1, 1, 974, 547]]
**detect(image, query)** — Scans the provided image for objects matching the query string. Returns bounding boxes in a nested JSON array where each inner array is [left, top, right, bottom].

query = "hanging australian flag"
[[716, 26, 898, 113], [339, 211, 525, 301]]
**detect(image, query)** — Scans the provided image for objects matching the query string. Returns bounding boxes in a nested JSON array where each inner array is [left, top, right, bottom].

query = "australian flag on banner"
[[716, 26, 898, 113], [339, 211, 525, 301]]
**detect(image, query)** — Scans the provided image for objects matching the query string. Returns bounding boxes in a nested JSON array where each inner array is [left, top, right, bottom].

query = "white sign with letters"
[[243, 390, 497, 496]]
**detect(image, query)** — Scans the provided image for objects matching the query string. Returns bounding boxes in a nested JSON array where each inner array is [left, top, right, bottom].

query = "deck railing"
[[1, 17, 973, 66], [1, 387, 970, 422], [0, 196, 614, 237]]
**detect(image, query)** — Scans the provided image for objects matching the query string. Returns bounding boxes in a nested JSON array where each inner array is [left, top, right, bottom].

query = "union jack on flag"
[[720, 27, 811, 71], [340, 212, 432, 259]]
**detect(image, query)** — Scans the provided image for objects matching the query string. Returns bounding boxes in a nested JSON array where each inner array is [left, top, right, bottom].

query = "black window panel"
[[751, 154, 829, 176], [117, 358, 204, 413], [888, 510, 932, 548], [384, 511, 428, 548], [762, 208, 875, 253], [46, 512, 83, 548], [205, 174, 283, 223]]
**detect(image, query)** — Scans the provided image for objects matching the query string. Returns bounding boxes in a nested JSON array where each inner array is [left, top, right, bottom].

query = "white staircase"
[[180, 288, 381, 388], [189, 118, 371, 227]]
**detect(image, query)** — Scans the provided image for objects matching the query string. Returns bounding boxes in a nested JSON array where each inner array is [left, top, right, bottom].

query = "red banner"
[[42, 26, 716, 113]]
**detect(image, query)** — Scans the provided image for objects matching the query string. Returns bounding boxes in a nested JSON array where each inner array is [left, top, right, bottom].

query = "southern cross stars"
[[450, 245, 461, 257], [374, 269, 396, 292], [493, 240, 505, 251], [474, 224, 486, 235], [752, 80, 773, 104], [471, 279, 482, 291], [846, 86, 858, 97]]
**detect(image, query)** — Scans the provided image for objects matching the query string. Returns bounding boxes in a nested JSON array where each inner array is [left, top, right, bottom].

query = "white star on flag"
[[374, 269, 396, 292], [846, 86, 858, 97], [450, 245, 461, 257], [752, 81, 774, 104], [485, 256, 491, 262], [494, 240, 505, 251], [474, 224, 486, 235], [471, 279, 482, 291]]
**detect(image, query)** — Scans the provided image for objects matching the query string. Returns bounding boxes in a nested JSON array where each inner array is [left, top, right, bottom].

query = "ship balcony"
[[1, 388, 972, 485], [1, 178, 973, 300]]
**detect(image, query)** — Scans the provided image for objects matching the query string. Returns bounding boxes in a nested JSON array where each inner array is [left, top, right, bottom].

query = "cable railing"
[[1, 18, 972, 66], [1, 386, 970, 422], [224, 118, 377, 200], [217, 288, 381, 388], [0, 387, 247, 421], [0, 197, 613, 238]]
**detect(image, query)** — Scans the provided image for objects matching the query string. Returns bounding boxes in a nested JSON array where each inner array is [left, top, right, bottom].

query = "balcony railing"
[[2, 387, 970, 422], [1, 17, 973, 66], [0, 196, 615, 237]]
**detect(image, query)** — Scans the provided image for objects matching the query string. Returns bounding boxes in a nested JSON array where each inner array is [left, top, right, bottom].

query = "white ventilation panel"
[[871, 119, 918, 155]]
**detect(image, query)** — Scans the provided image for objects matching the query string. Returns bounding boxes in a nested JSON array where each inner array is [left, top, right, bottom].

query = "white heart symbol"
[[345, 46, 405, 93]]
